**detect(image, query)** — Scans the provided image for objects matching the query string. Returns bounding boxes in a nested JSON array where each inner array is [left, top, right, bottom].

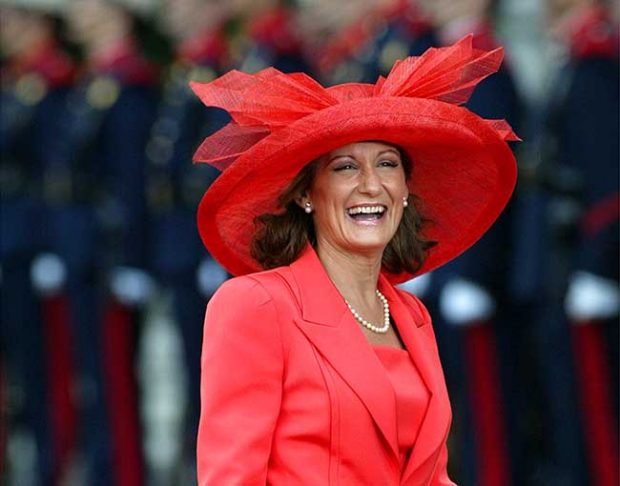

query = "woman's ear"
[[295, 196, 307, 210], [295, 191, 309, 209]]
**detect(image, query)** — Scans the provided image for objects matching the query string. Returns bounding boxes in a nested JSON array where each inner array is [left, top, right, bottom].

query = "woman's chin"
[[338, 237, 392, 256]]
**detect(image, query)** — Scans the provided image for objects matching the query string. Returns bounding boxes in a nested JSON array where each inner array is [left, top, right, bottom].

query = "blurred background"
[[0, 0, 617, 485]]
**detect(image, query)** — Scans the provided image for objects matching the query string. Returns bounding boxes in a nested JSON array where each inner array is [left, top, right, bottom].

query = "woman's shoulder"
[[393, 287, 432, 327], [205, 268, 299, 345], [206, 276, 272, 321], [210, 266, 298, 312]]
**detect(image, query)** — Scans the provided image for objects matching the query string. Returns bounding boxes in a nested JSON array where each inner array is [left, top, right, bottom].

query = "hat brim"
[[197, 97, 516, 283]]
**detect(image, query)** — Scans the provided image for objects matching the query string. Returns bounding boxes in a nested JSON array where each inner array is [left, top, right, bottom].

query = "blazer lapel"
[[379, 277, 452, 483], [289, 247, 400, 462]]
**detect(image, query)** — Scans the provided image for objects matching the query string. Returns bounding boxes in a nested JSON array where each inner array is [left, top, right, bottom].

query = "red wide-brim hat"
[[190, 35, 520, 283]]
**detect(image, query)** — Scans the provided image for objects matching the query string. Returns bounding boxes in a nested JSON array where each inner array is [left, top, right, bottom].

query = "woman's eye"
[[378, 159, 399, 167], [334, 163, 356, 171]]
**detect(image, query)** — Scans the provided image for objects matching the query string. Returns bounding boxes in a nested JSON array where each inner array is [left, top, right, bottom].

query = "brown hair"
[[250, 150, 436, 274]]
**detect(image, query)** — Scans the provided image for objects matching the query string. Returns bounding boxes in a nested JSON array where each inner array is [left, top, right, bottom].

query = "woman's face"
[[305, 141, 409, 256]]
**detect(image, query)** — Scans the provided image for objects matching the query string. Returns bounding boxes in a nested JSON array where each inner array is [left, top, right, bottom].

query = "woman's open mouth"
[[346, 205, 387, 224]]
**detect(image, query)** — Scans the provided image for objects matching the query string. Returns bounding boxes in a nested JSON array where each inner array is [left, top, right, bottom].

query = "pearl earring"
[[304, 202, 313, 214], [403, 196, 409, 208]]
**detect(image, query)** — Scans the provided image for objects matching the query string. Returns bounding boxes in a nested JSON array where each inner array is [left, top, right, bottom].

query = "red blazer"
[[198, 246, 456, 485]]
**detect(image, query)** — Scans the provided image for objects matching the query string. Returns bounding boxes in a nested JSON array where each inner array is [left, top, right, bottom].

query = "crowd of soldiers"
[[1, 0, 618, 485]]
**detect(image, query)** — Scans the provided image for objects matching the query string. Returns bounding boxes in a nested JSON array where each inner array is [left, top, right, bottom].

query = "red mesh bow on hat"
[[191, 34, 519, 171]]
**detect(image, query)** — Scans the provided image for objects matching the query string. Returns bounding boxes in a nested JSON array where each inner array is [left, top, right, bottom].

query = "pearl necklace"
[[345, 289, 390, 334]]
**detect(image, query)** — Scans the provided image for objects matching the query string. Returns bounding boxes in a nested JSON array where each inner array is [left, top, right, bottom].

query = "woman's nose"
[[358, 168, 382, 195]]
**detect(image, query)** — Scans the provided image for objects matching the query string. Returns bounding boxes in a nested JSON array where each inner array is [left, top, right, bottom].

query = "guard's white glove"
[[30, 253, 67, 296], [196, 258, 228, 297], [398, 273, 432, 299], [565, 271, 620, 322], [439, 277, 496, 326], [109, 266, 155, 307]]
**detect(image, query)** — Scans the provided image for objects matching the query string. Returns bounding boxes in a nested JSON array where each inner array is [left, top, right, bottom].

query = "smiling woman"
[[190, 35, 518, 485], [306, 143, 410, 253], [251, 142, 435, 275]]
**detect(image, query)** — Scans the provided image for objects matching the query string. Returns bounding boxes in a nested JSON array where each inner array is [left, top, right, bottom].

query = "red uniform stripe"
[[580, 192, 620, 237], [570, 322, 619, 486], [41, 294, 77, 479], [0, 362, 6, 476], [102, 299, 143, 486], [463, 323, 511, 486]]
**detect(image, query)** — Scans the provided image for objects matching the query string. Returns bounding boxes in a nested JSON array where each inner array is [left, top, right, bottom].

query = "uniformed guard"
[[0, 1, 77, 483], [409, 1, 524, 484], [148, 0, 230, 473], [545, 1, 619, 484], [41, 1, 159, 483]]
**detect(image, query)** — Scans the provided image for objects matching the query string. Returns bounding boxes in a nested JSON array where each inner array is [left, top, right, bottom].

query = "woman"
[[190, 35, 519, 485]]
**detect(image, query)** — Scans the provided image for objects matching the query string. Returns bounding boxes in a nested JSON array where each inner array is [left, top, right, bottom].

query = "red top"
[[374, 345, 431, 470]]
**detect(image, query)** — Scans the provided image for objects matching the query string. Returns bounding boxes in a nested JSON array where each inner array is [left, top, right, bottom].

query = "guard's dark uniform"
[[430, 26, 523, 486], [545, 6, 619, 484], [43, 38, 158, 485], [0, 37, 75, 485], [146, 26, 229, 455]]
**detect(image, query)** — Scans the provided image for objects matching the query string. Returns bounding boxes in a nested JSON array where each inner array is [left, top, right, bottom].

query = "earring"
[[403, 196, 409, 208], [304, 201, 313, 214]]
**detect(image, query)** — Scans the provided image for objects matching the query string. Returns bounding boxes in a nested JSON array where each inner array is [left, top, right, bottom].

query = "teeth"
[[347, 205, 386, 215]]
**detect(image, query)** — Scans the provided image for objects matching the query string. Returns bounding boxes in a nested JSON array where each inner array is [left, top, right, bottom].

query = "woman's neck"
[[315, 240, 383, 305]]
